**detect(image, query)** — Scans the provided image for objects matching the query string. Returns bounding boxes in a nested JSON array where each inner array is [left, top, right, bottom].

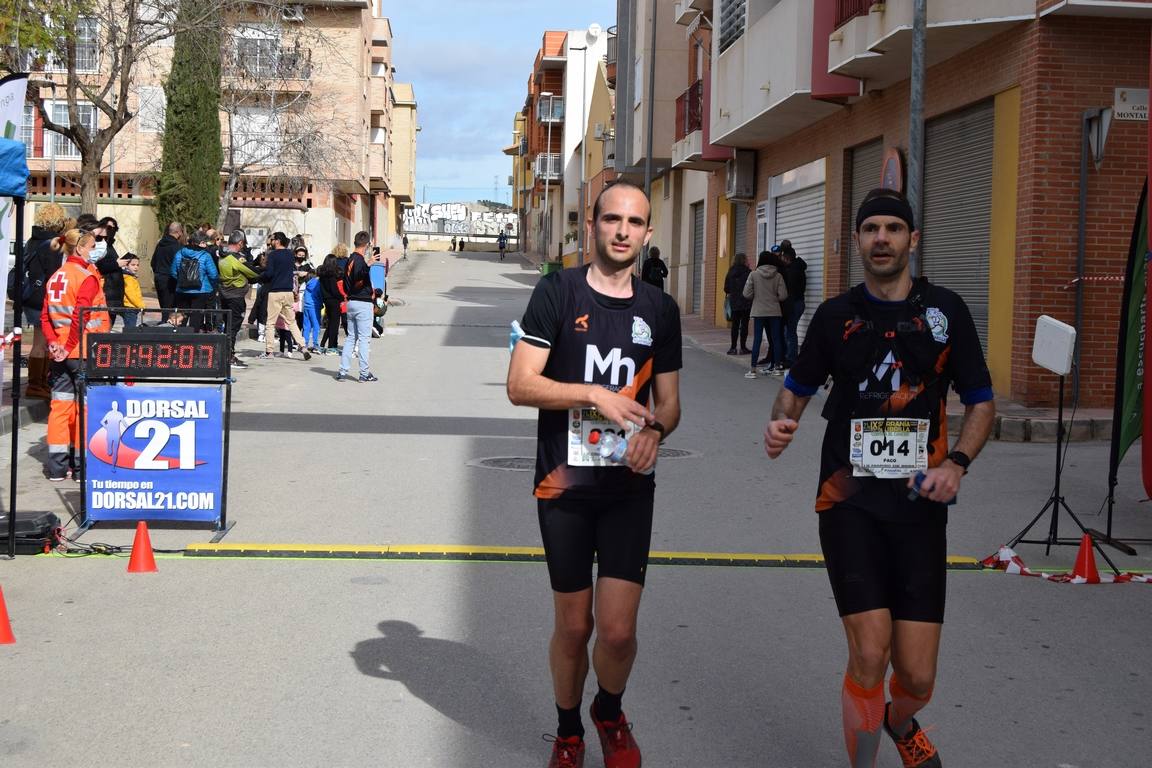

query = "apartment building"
[[514, 27, 608, 266], [16, 0, 417, 282], [683, 0, 1150, 408]]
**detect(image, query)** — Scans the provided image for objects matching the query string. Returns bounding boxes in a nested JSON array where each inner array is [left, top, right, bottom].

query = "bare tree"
[[4, 0, 235, 212], [215, 4, 356, 231]]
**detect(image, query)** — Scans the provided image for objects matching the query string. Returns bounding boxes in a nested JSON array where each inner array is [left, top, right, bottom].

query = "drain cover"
[[472, 448, 696, 472]]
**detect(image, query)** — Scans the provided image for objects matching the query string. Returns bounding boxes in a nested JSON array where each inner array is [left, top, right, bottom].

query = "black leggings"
[[320, 299, 342, 348], [730, 308, 750, 350]]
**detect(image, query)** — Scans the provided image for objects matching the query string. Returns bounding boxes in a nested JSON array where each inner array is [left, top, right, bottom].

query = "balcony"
[[712, 0, 842, 147], [222, 47, 312, 93], [369, 76, 388, 113], [606, 27, 617, 87], [534, 153, 562, 181], [675, 0, 699, 25], [675, 81, 704, 142], [537, 96, 565, 123], [835, 0, 874, 28], [828, 0, 1034, 91]]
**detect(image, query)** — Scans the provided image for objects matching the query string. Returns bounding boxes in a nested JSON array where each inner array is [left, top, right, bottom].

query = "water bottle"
[[592, 432, 654, 475], [509, 320, 525, 353]]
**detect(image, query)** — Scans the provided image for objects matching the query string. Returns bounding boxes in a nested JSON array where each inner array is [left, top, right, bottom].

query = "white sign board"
[[1114, 88, 1149, 121]]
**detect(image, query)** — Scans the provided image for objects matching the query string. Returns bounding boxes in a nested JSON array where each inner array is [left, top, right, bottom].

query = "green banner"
[[1115, 183, 1148, 462]]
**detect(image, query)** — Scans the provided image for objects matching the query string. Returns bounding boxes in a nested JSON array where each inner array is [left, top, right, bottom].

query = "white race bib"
[[567, 407, 640, 467], [849, 418, 930, 479]]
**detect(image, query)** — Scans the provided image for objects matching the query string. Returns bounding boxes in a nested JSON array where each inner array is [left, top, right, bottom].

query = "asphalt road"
[[1, 249, 1150, 767]]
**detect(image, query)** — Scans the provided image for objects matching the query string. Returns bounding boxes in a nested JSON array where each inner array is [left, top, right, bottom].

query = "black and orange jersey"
[[520, 265, 682, 499], [785, 280, 993, 521]]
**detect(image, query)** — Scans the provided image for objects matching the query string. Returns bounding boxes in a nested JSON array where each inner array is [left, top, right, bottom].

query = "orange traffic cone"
[[0, 585, 15, 644], [127, 521, 158, 573], [1072, 533, 1101, 584]]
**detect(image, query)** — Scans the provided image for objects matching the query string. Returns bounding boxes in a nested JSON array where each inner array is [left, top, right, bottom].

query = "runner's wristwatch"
[[945, 450, 971, 473], [646, 421, 667, 442]]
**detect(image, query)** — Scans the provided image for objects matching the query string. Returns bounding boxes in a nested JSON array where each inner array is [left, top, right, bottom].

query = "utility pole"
[[906, 0, 927, 278], [541, 91, 555, 262]]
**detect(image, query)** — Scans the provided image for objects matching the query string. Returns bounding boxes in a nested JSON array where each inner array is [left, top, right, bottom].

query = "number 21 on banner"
[[133, 420, 197, 470]]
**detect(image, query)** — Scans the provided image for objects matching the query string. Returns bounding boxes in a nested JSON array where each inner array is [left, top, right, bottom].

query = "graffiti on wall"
[[403, 202, 518, 237]]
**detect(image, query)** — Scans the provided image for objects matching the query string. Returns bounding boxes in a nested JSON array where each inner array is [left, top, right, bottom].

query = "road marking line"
[[182, 543, 984, 569]]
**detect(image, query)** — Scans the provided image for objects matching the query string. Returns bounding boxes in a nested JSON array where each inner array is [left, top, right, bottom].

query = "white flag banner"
[[0, 72, 30, 396]]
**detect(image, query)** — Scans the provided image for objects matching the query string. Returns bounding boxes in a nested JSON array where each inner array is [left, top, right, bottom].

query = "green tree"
[[156, 0, 222, 228]]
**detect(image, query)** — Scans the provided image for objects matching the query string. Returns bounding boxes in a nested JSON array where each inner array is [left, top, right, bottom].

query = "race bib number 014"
[[568, 407, 639, 467], [849, 418, 930, 479]]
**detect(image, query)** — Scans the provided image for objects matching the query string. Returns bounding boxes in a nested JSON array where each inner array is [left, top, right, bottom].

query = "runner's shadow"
[[350, 620, 539, 749]]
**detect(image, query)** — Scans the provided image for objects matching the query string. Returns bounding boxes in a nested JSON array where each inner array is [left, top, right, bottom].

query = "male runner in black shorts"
[[507, 181, 682, 768], [764, 189, 995, 768]]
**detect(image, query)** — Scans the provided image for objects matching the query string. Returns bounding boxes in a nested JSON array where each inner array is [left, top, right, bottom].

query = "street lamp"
[[569, 45, 587, 265], [541, 90, 554, 262]]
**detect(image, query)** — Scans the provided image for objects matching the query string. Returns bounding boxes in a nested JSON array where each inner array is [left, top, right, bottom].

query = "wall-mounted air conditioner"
[[725, 149, 756, 201], [593, 122, 604, 140]]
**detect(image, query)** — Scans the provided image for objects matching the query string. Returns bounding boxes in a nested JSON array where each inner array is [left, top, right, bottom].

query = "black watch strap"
[[945, 450, 971, 472], [647, 420, 666, 440]]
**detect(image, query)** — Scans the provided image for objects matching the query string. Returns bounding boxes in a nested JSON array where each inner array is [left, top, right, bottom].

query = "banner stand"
[[77, 309, 234, 538]]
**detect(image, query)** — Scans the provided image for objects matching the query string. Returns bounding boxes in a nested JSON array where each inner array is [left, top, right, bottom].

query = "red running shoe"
[[589, 704, 641, 768], [884, 703, 942, 767], [544, 735, 585, 768]]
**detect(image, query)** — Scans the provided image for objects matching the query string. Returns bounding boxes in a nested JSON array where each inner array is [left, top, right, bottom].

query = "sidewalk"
[[678, 313, 1111, 443]]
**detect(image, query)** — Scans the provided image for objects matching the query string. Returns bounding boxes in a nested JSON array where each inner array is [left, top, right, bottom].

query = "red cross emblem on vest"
[[46, 271, 69, 304]]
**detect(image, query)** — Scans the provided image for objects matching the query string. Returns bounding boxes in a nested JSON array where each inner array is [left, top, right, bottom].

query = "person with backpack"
[[317, 254, 344, 353], [497, 230, 508, 261], [170, 231, 220, 331]]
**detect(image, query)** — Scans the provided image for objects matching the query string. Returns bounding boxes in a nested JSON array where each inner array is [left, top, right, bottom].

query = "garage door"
[[848, 139, 883, 289], [774, 184, 825, 345], [923, 100, 994, 346]]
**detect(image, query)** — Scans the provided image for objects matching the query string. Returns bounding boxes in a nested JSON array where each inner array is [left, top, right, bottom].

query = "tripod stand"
[[1007, 374, 1120, 574]]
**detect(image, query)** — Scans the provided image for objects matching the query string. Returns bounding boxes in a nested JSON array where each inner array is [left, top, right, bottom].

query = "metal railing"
[[835, 0, 874, 28], [534, 153, 562, 180], [225, 46, 312, 81], [674, 80, 704, 142], [537, 96, 565, 123]]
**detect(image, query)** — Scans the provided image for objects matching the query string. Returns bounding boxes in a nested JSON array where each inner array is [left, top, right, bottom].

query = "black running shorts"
[[818, 505, 947, 623], [537, 496, 654, 593]]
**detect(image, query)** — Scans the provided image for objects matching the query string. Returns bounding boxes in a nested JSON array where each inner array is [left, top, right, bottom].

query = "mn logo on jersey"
[[631, 316, 653, 347], [585, 345, 636, 387]]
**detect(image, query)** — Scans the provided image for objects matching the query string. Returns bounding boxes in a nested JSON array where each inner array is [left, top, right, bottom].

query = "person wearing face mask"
[[40, 229, 112, 481], [91, 217, 130, 328]]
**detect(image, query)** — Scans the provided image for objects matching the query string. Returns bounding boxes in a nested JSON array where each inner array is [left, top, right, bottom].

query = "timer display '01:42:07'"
[[86, 335, 228, 377]]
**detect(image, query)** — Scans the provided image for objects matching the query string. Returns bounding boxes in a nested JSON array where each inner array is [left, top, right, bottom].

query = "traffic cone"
[[1072, 533, 1101, 584], [0, 585, 15, 644], [127, 521, 158, 573]]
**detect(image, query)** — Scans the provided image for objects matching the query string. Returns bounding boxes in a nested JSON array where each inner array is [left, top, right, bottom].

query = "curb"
[[0, 393, 49, 436]]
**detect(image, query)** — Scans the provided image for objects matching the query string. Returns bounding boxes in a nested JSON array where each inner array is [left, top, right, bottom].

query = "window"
[[232, 107, 281, 165], [47, 17, 99, 72], [719, 0, 746, 54], [49, 101, 98, 159], [136, 86, 165, 133], [537, 96, 564, 123], [22, 104, 35, 157], [371, 126, 388, 145], [371, 61, 388, 77]]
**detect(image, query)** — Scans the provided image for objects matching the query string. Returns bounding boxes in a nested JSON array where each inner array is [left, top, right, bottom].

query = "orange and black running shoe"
[[884, 703, 942, 767], [544, 734, 585, 768], [589, 704, 641, 768]]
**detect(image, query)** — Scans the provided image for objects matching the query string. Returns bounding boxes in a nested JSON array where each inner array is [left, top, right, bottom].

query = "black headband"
[[855, 195, 915, 232]]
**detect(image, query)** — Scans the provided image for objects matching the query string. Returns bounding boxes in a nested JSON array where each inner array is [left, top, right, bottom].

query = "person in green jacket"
[[217, 230, 263, 369]]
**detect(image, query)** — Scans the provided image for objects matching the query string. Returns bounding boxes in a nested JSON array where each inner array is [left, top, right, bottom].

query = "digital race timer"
[[85, 332, 230, 379]]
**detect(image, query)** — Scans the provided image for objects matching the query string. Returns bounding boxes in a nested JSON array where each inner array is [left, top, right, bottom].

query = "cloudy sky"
[[385, 0, 617, 205]]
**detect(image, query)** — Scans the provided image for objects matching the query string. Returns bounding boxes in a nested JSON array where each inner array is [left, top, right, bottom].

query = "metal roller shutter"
[[691, 202, 704, 314], [848, 139, 884, 289], [774, 184, 825, 344], [922, 100, 994, 346], [733, 201, 749, 258]]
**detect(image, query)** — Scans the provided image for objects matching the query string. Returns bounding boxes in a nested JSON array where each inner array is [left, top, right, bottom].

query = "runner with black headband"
[[763, 188, 995, 767]]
